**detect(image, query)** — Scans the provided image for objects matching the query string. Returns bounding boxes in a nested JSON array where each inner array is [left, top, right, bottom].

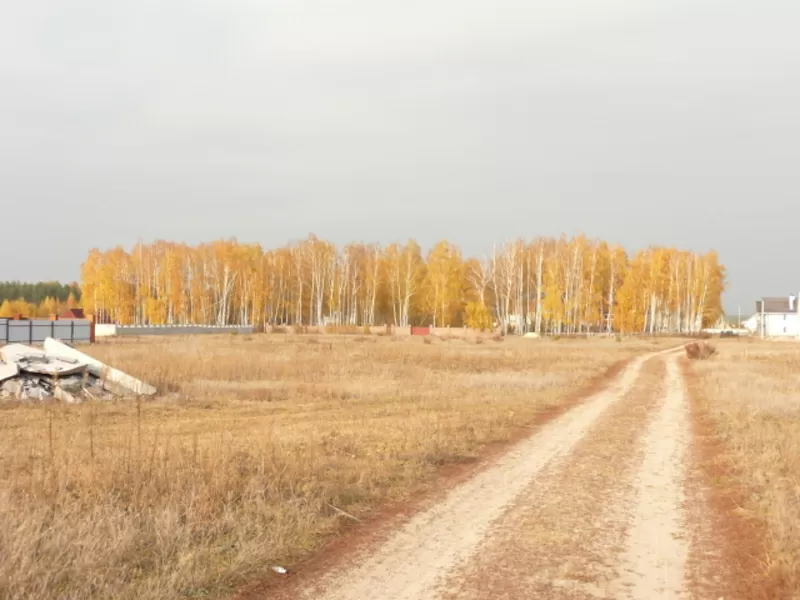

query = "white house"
[[749, 295, 800, 337], [742, 313, 759, 333]]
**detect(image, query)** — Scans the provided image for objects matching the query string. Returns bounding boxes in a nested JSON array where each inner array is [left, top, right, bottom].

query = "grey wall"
[[113, 325, 254, 336]]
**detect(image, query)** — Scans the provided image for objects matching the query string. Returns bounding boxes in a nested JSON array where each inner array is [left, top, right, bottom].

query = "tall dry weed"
[[689, 340, 800, 595], [0, 335, 666, 599]]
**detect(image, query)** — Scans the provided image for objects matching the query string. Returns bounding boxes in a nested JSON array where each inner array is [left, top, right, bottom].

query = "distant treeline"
[[0, 281, 82, 304]]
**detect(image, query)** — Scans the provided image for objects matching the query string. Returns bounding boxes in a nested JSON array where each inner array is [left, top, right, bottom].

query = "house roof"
[[59, 308, 85, 319], [756, 297, 795, 314]]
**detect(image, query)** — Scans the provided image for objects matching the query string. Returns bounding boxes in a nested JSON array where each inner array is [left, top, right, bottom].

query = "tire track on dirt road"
[[616, 356, 691, 599], [440, 355, 668, 599], [261, 347, 682, 600]]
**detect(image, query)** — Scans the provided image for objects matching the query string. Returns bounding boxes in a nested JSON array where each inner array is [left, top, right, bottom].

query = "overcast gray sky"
[[2, 0, 798, 313]]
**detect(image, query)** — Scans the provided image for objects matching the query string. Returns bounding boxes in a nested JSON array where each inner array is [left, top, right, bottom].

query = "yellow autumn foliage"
[[78, 234, 725, 333]]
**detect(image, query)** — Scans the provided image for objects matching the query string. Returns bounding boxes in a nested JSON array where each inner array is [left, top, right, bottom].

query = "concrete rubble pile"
[[0, 337, 157, 403]]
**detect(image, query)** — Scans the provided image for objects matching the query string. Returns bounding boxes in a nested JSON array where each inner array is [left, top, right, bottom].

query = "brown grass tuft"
[[684, 341, 716, 360]]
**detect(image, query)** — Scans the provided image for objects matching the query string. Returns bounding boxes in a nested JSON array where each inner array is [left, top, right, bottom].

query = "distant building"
[[742, 313, 759, 333], [59, 308, 86, 320], [750, 295, 800, 337]]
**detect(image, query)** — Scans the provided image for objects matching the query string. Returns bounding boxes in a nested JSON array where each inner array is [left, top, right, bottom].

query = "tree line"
[[0, 281, 81, 305], [78, 235, 725, 334], [0, 281, 82, 319]]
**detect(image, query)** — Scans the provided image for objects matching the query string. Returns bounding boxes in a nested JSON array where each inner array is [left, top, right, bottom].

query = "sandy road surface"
[[617, 357, 690, 599], [262, 347, 716, 599]]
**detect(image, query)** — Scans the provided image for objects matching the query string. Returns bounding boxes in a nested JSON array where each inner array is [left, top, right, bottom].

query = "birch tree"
[[79, 234, 725, 332]]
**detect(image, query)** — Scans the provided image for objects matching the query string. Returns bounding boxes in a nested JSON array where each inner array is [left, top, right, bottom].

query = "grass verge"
[[684, 340, 800, 598]]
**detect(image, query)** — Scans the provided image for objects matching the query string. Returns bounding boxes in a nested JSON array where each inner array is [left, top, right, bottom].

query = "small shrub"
[[423, 337, 433, 344], [465, 301, 493, 331], [684, 341, 716, 360]]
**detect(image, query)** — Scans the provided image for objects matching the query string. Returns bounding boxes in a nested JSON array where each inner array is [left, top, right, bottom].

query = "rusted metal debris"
[[0, 337, 156, 403]]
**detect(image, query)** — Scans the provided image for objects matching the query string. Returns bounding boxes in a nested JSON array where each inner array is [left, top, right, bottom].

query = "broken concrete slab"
[[43, 338, 157, 396], [0, 339, 157, 403], [53, 386, 79, 404], [0, 360, 18, 382], [0, 343, 87, 377], [56, 375, 86, 393], [0, 379, 21, 399], [18, 377, 51, 401]]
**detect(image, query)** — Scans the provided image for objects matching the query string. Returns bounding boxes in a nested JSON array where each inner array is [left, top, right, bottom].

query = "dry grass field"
[[686, 339, 800, 597], [0, 333, 666, 600]]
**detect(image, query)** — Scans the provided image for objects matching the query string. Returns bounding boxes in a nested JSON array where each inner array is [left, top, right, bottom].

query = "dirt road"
[[260, 348, 724, 599]]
